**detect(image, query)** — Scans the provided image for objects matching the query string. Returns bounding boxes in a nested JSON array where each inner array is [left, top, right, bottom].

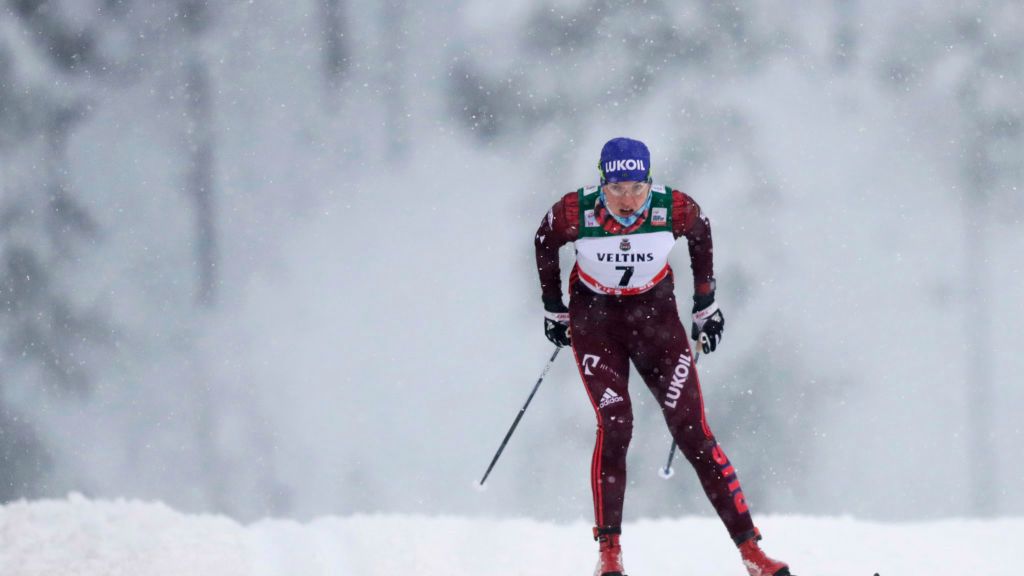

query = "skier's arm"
[[673, 190, 724, 353], [534, 192, 580, 309], [672, 190, 715, 296]]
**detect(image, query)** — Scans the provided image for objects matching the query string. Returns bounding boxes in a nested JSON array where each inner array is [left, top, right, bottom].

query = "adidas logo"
[[599, 388, 624, 409]]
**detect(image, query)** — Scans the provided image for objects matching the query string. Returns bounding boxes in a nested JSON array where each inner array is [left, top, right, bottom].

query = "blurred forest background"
[[0, 0, 1021, 523]]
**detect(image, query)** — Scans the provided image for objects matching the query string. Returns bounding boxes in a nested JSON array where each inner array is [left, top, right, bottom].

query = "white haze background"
[[0, 0, 1021, 531]]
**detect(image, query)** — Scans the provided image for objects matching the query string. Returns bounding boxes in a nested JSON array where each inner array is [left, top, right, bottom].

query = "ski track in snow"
[[0, 494, 1020, 575]]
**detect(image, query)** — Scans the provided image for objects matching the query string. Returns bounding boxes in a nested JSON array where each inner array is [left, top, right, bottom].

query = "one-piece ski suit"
[[534, 184, 757, 545]]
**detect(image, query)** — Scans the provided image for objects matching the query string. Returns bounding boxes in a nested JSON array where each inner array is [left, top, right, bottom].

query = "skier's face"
[[602, 181, 651, 217]]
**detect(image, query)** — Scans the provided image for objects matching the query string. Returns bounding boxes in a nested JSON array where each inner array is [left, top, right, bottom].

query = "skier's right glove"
[[543, 300, 571, 348]]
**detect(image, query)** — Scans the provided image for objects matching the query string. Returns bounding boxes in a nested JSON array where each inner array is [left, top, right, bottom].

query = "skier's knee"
[[598, 410, 634, 444], [674, 426, 715, 460]]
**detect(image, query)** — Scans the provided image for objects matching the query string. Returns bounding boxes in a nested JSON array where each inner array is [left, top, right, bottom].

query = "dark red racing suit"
[[535, 188, 758, 545]]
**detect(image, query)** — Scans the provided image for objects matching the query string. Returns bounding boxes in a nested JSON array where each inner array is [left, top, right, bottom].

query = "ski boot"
[[593, 527, 626, 576], [738, 531, 790, 576]]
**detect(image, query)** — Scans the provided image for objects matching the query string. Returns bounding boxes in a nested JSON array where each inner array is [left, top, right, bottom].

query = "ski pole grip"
[[699, 332, 710, 352]]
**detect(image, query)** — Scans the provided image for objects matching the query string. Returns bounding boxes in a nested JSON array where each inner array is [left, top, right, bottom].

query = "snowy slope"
[[0, 495, 1020, 576]]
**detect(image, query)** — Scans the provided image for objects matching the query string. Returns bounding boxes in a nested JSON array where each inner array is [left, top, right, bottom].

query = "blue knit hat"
[[599, 137, 651, 183]]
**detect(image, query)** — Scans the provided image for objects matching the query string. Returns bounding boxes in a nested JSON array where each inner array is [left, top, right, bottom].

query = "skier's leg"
[[626, 286, 758, 544], [629, 288, 791, 574], [569, 287, 633, 534], [638, 341, 791, 576]]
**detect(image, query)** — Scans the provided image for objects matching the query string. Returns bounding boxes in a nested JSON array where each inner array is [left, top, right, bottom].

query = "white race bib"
[[574, 231, 675, 295]]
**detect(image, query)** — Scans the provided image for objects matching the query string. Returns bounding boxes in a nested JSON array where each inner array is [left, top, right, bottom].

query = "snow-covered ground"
[[0, 495, 1020, 576]]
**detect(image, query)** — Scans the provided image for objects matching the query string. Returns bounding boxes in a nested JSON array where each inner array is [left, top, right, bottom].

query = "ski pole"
[[478, 346, 562, 487], [658, 337, 705, 479]]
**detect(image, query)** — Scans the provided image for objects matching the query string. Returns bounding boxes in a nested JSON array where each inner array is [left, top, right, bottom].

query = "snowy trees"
[[0, 0, 1020, 521], [880, 0, 1022, 516], [178, 0, 220, 307], [320, 0, 350, 107], [0, 0, 117, 498], [0, 0, 227, 507], [450, 0, 782, 145]]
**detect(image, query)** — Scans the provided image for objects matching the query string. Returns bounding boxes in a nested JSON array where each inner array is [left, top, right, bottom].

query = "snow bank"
[[0, 494, 246, 576], [0, 495, 1020, 575]]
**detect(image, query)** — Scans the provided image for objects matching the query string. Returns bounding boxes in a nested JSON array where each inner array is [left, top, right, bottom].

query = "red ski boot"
[[738, 535, 790, 576], [593, 528, 626, 576]]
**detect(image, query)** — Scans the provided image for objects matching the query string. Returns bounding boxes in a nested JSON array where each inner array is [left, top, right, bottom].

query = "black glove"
[[543, 300, 571, 348], [691, 292, 724, 354]]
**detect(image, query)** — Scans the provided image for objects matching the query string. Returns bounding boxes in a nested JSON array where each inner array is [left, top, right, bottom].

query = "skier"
[[534, 137, 791, 576]]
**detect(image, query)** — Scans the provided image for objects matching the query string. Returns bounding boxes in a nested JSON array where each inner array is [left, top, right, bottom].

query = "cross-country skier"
[[534, 137, 791, 576]]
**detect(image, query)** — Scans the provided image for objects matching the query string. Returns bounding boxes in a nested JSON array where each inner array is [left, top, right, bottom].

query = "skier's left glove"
[[691, 292, 724, 354], [543, 299, 571, 348]]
